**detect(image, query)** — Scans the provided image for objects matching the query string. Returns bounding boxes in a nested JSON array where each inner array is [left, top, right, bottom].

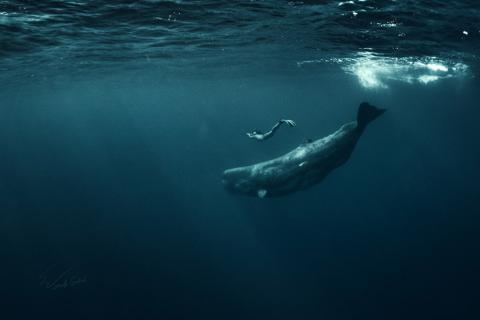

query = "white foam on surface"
[[298, 52, 469, 89]]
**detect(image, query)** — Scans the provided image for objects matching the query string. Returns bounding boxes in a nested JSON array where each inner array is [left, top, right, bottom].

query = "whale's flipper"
[[357, 102, 386, 131], [257, 189, 268, 198]]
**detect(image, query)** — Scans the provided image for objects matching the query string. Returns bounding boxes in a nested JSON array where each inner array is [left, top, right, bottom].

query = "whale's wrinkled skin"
[[222, 102, 385, 198]]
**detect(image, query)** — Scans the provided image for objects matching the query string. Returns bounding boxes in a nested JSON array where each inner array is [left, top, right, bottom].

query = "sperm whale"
[[222, 102, 386, 198]]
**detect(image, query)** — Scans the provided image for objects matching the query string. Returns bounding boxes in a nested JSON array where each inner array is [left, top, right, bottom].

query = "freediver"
[[246, 119, 296, 141]]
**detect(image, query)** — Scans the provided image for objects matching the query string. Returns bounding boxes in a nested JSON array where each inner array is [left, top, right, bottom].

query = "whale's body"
[[222, 103, 385, 198]]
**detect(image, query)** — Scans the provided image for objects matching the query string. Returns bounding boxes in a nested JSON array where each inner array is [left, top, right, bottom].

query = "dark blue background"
[[1, 71, 478, 319]]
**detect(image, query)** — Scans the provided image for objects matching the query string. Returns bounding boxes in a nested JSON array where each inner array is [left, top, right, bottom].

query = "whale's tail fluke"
[[357, 102, 386, 131]]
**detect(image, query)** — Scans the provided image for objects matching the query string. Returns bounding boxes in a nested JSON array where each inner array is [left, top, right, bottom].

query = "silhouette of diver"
[[246, 119, 296, 141]]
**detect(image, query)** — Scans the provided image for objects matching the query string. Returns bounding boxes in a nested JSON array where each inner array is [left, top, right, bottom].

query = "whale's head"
[[222, 167, 256, 196], [222, 165, 273, 198]]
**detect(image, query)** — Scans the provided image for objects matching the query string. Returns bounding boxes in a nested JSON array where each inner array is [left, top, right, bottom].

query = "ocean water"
[[1, 1, 479, 319]]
